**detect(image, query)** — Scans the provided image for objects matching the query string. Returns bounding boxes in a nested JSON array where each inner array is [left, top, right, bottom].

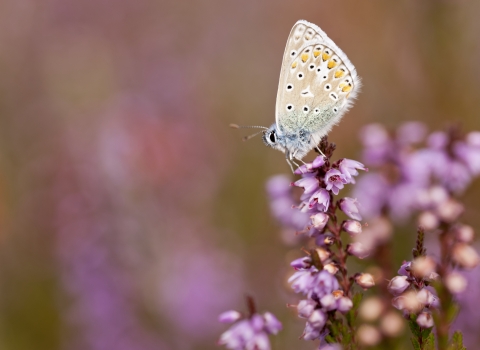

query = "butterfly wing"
[[275, 20, 360, 148]]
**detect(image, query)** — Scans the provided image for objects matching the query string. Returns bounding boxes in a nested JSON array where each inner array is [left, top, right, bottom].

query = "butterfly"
[[231, 20, 360, 172]]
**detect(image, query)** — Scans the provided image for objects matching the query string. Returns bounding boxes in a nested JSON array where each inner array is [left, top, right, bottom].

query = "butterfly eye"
[[303, 106, 310, 113], [286, 104, 294, 111], [269, 131, 277, 143], [286, 84, 293, 91], [324, 84, 332, 91], [297, 72, 304, 80]]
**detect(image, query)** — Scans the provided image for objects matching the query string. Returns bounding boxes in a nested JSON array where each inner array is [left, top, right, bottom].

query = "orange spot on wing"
[[327, 60, 337, 69], [313, 50, 321, 58], [291, 61, 297, 68], [322, 53, 330, 61], [342, 84, 352, 92], [334, 70, 345, 78], [301, 53, 309, 62]]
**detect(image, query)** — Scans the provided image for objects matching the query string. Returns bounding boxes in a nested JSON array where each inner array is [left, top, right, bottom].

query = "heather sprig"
[[283, 137, 373, 349], [218, 296, 282, 350]]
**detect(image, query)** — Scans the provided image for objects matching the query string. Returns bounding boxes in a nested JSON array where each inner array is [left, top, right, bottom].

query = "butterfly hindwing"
[[275, 20, 360, 145]]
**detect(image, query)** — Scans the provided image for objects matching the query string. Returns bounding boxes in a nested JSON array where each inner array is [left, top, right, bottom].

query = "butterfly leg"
[[315, 146, 326, 158], [285, 151, 295, 173]]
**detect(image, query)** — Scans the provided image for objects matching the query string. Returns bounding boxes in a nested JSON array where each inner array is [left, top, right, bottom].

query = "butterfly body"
[[233, 20, 360, 171]]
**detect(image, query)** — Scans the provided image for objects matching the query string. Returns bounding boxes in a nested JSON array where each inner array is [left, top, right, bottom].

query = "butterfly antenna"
[[229, 124, 268, 130], [242, 130, 265, 142], [230, 124, 268, 142]]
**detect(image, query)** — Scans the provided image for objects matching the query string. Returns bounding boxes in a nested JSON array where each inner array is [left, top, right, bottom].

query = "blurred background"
[[0, 0, 479, 349]]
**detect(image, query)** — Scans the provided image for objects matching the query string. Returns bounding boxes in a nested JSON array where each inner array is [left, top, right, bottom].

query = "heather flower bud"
[[337, 297, 353, 313], [392, 290, 422, 313], [398, 261, 411, 276], [319, 293, 337, 311], [411, 256, 436, 279], [416, 312, 434, 328], [319, 344, 342, 350], [444, 272, 468, 294], [311, 213, 329, 230], [416, 288, 439, 308], [339, 197, 362, 221], [290, 256, 311, 269], [303, 322, 321, 340], [342, 220, 362, 236], [387, 276, 410, 295], [347, 242, 369, 259], [380, 311, 405, 337], [466, 131, 480, 146], [315, 234, 336, 247], [358, 297, 384, 321], [357, 325, 381, 346], [454, 225, 475, 243], [297, 299, 316, 318], [263, 312, 282, 334], [308, 309, 327, 329], [436, 198, 464, 223], [418, 211, 439, 231], [355, 273, 375, 289], [323, 263, 339, 275], [218, 310, 242, 323], [452, 243, 480, 269], [316, 247, 331, 263]]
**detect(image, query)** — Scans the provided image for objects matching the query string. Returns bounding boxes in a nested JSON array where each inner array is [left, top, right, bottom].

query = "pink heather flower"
[[339, 197, 362, 221], [454, 141, 480, 176], [359, 123, 391, 166], [325, 169, 348, 195], [398, 261, 411, 276], [354, 273, 375, 289], [319, 293, 337, 311], [347, 242, 369, 259], [297, 299, 316, 318], [294, 155, 326, 174], [338, 158, 367, 184], [308, 309, 327, 329], [311, 213, 329, 230], [336, 297, 353, 313], [288, 267, 320, 297], [294, 175, 319, 198], [218, 312, 281, 350], [387, 276, 410, 295], [303, 322, 322, 341], [309, 189, 330, 212], [416, 288, 439, 308], [290, 257, 312, 270], [313, 270, 341, 298], [342, 220, 362, 236], [319, 344, 342, 350], [219, 310, 242, 324], [263, 312, 282, 334], [397, 121, 427, 145], [416, 312, 434, 328]]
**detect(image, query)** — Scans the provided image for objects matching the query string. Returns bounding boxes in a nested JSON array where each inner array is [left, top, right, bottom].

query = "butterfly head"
[[262, 123, 286, 153]]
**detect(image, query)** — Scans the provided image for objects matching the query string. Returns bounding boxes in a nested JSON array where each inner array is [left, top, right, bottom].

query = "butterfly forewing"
[[275, 20, 360, 143]]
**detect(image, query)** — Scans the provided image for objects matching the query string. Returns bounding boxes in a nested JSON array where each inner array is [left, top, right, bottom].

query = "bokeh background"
[[0, 0, 479, 349]]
